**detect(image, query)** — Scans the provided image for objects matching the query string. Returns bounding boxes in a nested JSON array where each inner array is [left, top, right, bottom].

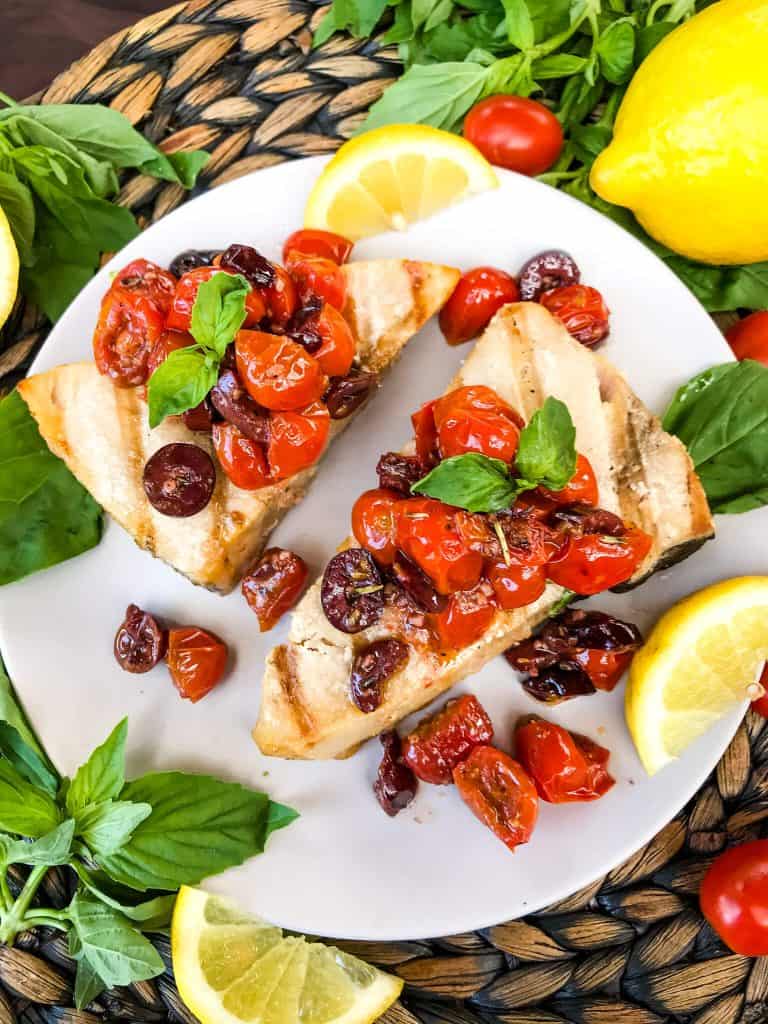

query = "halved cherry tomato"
[[262, 264, 298, 327], [283, 229, 353, 266], [146, 329, 194, 379], [268, 401, 330, 481], [439, 267, 520, 345], [351, 488, 401, 566], [700, 840, 768, 955], [434, 385, 523, 462], [396, 497, 483, 595], [433, 580, 497, 650], [464, 95, 563, 176], [487, 558, 547, 610], [403, 694, 494, 785], [726, 311, 768, 366], [286, 254, 347, 310], [412, 399, 438, 465], [453, 745, 539, 852], [166, 267, 267, 332], [751, 664, 768, 716], [314, 304, 355, 377], [540, 284, 610, 348], [213, 421, 272, 490], [573, 647, 634, 691], [93, 286, 166, 387], [516, 720, 614, 803], [547, 525, 652, 595], [236, 334, 326, 411], [110, 258, 177, 313], [539, 453, 598, 507], [166, 626, 228, 703]]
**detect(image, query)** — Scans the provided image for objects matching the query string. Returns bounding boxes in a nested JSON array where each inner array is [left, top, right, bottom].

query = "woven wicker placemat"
[[1, 2, 766, 1022]]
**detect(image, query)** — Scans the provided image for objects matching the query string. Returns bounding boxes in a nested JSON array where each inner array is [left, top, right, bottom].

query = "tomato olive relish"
[[93, 230, 370, 518]]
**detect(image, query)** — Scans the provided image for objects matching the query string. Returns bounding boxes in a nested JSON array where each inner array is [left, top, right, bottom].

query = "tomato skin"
[[166, 626, 228, 703], [283, 229, 353, 266], [487, 558, 547, 610], [412, 399, 439, 465], [314, 304, 356, 377], [434, 385, 522, 462], [403, 694, 494, 785], [433, 580, 497, 650], [725, 311, 768, 366], [111, 258, 177, 313], [286, 254, 347, 310], [752, 665, 768, 716], [540, 284, 610, 348], [213, 422, 272, 490], [396, 497, 484, 595], [700, 840, 768, 956], [453, 745, 539, 852], [166, 267, 266, 332], [464, 95, 563, 176], [146, 329, 194, 379], [236, 334, 326, 411], [574, 647, 633, 691], [439, 267, 520, 345], [93, 286, 166, 387], [268, 401, 330, 481], [262, 264, 298, 327], [539, 453, 598, 507], [515, 720, 614, 803], [547, 526, 653, 595], [352, 488, 401, 566]]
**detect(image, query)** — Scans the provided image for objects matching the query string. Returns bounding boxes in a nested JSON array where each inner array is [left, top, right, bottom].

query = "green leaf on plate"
[[190, 271, 251, 357], [147, 346, 219, 429], [67, 719, 128, 814], [413, 453, 518, 512], [266, 801, 300, 840], [515, 396, 577, 492]]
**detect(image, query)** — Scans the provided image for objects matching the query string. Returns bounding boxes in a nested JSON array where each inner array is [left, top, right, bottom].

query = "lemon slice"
[[172, 887, 403, 1024], [626, 576, 768, 776], [0, 205, 19, 331], [304, 124, 498, 241]]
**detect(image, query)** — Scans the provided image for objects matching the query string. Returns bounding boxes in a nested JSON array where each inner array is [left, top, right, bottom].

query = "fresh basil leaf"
[[22, 258, 96, 323], [0, 758, 61, 837], [72, 863, 176, 929], [484, 52, 538, 97], [515, 397, 577, 491], [502, 0, 535, 49], [532, 53, 588, 78], [413, 453, 517, 512], [147, 347, 219, 429], [5, 819, 74, 866], [0, 170, 35, 259], [635, 22, 675, 63], [315, 0, 390, 39], [76, 800, 153, 858], [0, 658, 59, 795], [596, 19, 635, 84], [190, 271, 251, 357], [525, 0, 573, 41], [313, 6, 339, 46], [548, 589, 577, 616], [68, 894, 165, 988], [363, 62, 489, 132], [570, 123, 612, 165], [425, 15, 505, 62], [67, 719, 128, 814], [74, 956, 106, 1010], [266, 801, 301, 840], [154, 150, 209, 189]]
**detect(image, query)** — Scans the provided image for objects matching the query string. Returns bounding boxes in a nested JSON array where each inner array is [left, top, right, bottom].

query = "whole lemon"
[[590, 0, 768, 265]]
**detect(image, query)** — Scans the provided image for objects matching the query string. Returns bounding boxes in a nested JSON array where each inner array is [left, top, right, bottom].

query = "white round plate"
[[1, 159, 764, 941]]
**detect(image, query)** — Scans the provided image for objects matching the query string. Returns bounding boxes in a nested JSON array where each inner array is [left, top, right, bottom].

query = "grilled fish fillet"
[[254, 302, 714, 760], [18, 259, 460, 592]]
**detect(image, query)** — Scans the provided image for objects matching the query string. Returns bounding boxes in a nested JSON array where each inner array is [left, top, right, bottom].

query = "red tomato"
[[283, 229, 353, 266], [434, 385, 523, 462], [412, 399, 438, 465], [574, 648, 634, 691], [213, 422, 272, 490], [539, 453, 599, 507], [700, 840, 768, 955], [433, 580, 497, 650], [262, 264, 298, 327], [146, 329, 194, 379], [314, 304, 356, 377], [241, 548, 308, 632], [396, 497, 484, 595], [166, 626, 228, 703], [540, 284, 610, 348], [111, 258, 176, 313], [268, 401, 330, 481], [547, 526, 652, 595], [351, 488, 401, 566], [439, 267, 520, 346], [93, 286, 165, 387], [463, 95, 563, 176], [166, 267, 267, 332], [236, 334, 326, 411], [287, 254, 347, 310], [453, 745, 539, 852], [726, 311, 768, 366], [515, 720, 614, 803], [487, 558, 547, 610], [403, 694, 494, 785], [751, 664, 768, 716]]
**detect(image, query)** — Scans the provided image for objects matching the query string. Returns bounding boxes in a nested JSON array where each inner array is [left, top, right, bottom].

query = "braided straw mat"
[[0, 1, 765, 1022]]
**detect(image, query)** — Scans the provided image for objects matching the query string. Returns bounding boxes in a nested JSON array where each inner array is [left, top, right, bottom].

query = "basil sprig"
[[413, 396, 576, 511], [147, 271, 251, 428]]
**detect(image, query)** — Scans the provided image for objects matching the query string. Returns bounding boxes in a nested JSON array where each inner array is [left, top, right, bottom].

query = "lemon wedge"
[[304, 124, 498, 241], [626, 577, 768, 776], [0, 204, 19, 331], [172, 887, 403, 1024]]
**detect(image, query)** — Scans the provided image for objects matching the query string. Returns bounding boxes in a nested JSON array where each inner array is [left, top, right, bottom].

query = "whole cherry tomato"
[[574, 647, 634, 691], [751, 664, 768, 716], [242, 547, 308, 631], [439, 267, 520, 345], [93, 286, 166, 387], [403, 694, 494, 785], [433, 580, 497, 650], [283, 229, 353, 266], [396, 497, 483, 594], [213, 422, 271, 490], [434, 385, 523, 462], [453, 745, 539, 852], [236, 334, 326, 411], [146, 329, 194, 379], [412, 399, 439, 465], [700, 840, 768, 955], [352, 488, 401, 566], [515, 719, 615, 803], [540, 284, 610, 348], [286, 254, 347, 310], [726, 311, 768, 366], [539, 453, 599, 507], [547, 525, 652, 595], [463, 95, 563, 176], [262, 264, 298, 327], [166, 267, 267, 332], [166, 626, 228, 702], [314, 304, 356, 377], [268, 401, 330, 480], [110, 258, 177, 313], [487, 558, 547, 610]]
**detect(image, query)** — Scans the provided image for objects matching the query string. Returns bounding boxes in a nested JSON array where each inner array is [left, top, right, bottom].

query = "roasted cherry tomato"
[[146, 329, 194, 379], [539, 453, 598, 507], [268, 401, 330, 481], [487, 558, 547, 610], [166, 626, 228, 703], [434, 385, 523, 462], [751, 664, 768, 716], [540, 284, 610, 348], [439, 266, 520, 345], [262, 264, 298, 327], [453, 745, 539, 852], [314, 304, 356, 377], [402, 694, 494, 785], [352, 488, 401, 566], [93, 286, 166, 387], [283, 229, 353, 266], [166, 267, 267, 332], [412, 399, 439, 465], [515, 719, 615, 803], [700, 840, 768, 955], [111, 258, 177, 313], [463, 95, 563, 176], [726, 311, 768, 366], [236, 333, 326, 411], [396, 497, 483, 595], [547, 525, 652, 595], [213, 421, 272, 490], [286, 254, 347, 310], [242, 547, 308, 631], [573, 647, 634, 691], [433, 580, 497, 650]]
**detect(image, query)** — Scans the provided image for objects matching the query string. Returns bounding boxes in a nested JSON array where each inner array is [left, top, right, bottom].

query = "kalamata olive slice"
[[321, 549, 384, 634], [114, 604, 167, 673], [286, 295, 323, 353], [182, 398, 214, 432], [548, 504, 626, 537], [143, 443, 216, 517], [390, 551, 447, 613], [376, 452, 425, 495], [219, 244, 275, 287], [518, 250, 580, 301], [520, 662, 596, 703], [350, 638, 409, 713], [169, 249, 220, 277], [374, 731, 418, 817], [210, 370, 270, 443], [324, 368, 378, 420], [556, 609, 642, 651]]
